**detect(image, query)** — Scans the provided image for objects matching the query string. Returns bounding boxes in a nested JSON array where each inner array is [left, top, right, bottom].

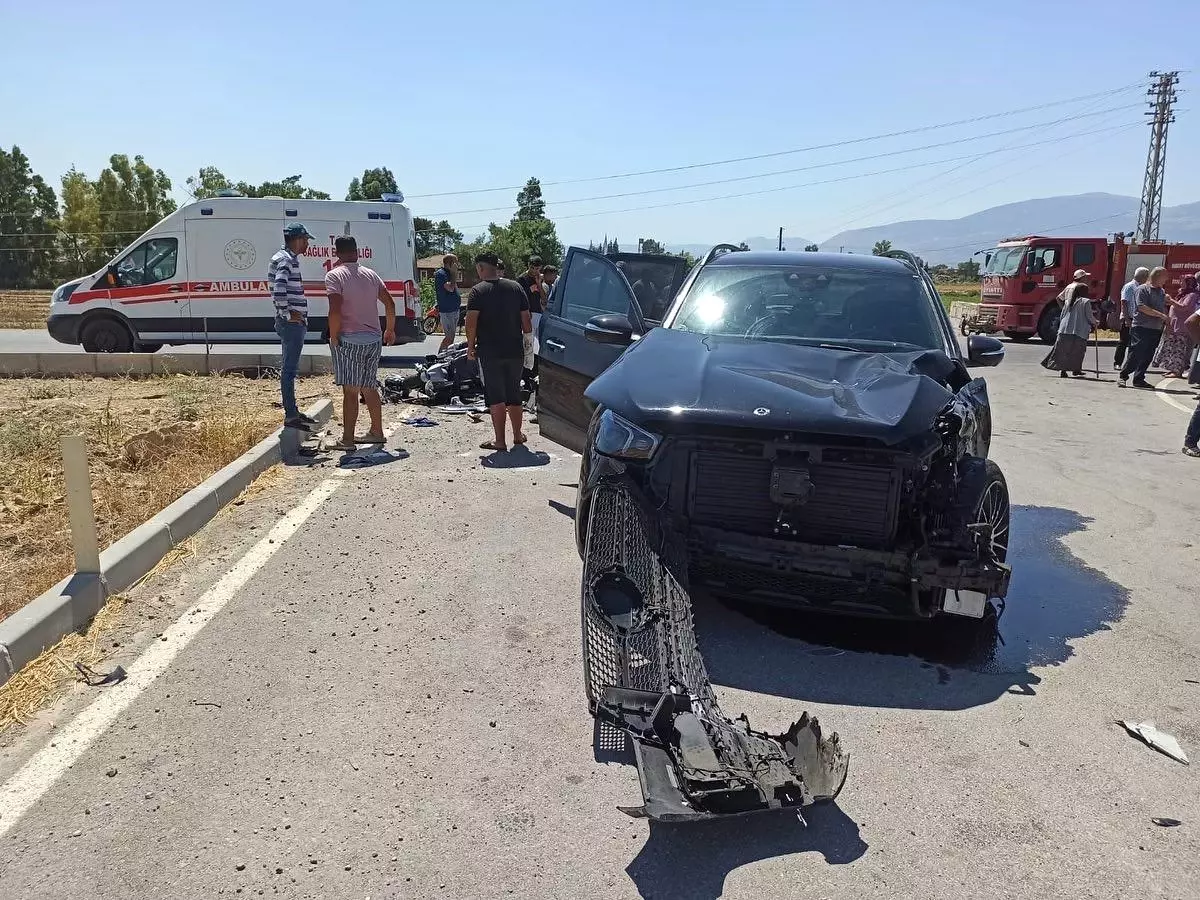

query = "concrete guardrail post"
[[61, 434, 101, 575]]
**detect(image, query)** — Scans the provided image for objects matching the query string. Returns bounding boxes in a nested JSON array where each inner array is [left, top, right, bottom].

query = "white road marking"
[[1154, 378, 1197, 415], [0, 477, 343, 838]]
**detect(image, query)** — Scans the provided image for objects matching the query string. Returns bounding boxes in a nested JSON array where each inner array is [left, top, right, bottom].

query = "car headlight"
[[51, 285, 64, 304], [595, 410, 661, 460]]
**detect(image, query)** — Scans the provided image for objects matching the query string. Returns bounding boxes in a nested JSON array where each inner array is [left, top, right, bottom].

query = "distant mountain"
[[817, 193, 1200, 265]]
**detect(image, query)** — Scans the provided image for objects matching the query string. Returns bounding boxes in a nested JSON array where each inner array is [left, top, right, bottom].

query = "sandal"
[[328, 438, 357, 452], [513, 432, 528, 445], [357, 432, 385, 445], [480, 440, 507, 452]]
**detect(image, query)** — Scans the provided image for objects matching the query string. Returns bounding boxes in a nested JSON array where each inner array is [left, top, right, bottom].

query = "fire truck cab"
[[964, 234, 1200, 343]]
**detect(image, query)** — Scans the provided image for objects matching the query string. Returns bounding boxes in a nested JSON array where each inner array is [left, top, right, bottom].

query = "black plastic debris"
[[75, 663, 127, 687], [580, 477, 849, 821], [1152, 817, 1182, 828]]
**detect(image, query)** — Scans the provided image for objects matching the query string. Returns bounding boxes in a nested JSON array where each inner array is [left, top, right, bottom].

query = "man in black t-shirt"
[[466, 251, 532, 452]]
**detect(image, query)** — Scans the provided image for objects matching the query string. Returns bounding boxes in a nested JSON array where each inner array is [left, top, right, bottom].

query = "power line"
[[0, 121, 1143, 251], [407, 81, 1149, 198], [424, 104, 1144, 219]]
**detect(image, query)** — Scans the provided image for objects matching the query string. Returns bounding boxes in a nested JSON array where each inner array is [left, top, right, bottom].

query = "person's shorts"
[[331, 333, 382, 388], [479, 356, 524, 406], [440, 310, 460, 335]]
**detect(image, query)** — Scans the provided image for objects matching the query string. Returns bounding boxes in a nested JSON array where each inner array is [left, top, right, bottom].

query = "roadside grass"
[[0, 290, 50, 329], [0, 372, 333, 626]]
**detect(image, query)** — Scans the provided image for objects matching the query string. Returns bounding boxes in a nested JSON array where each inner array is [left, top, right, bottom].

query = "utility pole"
[[778, 227, 784, 251], [1135, 70, 1180, 242]]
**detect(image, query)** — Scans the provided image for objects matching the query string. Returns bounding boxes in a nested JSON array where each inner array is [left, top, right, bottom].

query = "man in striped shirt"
[[270, 222, 316, 429]]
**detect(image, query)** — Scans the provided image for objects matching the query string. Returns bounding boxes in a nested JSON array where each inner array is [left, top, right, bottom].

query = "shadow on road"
[[481, 446, 551, 468], [693, 505, 1129, 711], [626, 803, 866, 899], [548, 499, 576, 520]]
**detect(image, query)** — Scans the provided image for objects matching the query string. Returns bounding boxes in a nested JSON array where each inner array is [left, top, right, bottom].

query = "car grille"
[[973, 306, 999, 326], [688, 450, 899, 548]]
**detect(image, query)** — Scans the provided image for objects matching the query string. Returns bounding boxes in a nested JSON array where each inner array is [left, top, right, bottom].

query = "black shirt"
[[517, 274, 544, 315], [467, 278, 529, 359]]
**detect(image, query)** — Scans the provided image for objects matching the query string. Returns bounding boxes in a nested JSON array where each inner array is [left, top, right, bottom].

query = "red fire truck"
[[961, 234, 1200, 342]]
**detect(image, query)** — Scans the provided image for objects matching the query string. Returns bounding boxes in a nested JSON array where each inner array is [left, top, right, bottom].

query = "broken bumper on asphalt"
[[581, 477, 849, 821]]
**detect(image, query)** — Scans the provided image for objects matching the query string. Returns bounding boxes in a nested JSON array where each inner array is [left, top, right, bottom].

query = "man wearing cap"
[[269, 223, 316, 430], [1115, 266, 1150, 369], [325, 236, 396, 449]]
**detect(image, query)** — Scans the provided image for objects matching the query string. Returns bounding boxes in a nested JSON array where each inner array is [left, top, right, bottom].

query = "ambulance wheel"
[[134, 342, 162, 353], [80, 317, 133, 353]]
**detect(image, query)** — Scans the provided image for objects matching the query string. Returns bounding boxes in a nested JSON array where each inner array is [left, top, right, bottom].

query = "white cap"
[[1073, 268, 1091, 280]]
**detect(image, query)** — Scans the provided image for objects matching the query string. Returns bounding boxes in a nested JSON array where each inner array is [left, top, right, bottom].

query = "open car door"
[[605, 252, 689, 324], [537, 247, 645, 452]]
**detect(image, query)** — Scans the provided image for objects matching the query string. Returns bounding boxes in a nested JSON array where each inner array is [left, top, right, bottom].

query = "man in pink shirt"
[[325, 236, 396, 450]]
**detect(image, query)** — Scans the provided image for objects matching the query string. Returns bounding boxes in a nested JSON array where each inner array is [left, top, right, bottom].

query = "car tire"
[[1003, 331, 1032, 342], [954, 458, 1010, 563], [1037, 306, 1060, 344], [80, 317, 133, 353]]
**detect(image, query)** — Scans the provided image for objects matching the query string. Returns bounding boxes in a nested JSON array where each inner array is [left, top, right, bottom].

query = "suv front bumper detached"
[[581, 476, 849, 821]]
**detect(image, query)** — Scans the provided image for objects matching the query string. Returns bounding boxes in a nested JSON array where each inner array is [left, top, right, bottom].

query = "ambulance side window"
[[114, 237, 178, 287]]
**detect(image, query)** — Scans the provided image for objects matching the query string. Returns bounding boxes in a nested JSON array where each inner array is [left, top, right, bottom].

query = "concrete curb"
[[0, 398, 332, 685], [0, 352, 335, 377]]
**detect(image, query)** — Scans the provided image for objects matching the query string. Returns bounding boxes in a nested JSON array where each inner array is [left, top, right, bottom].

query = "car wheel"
[[1003, 331, 1032, 342], [974, 461, 1010, 563], [422, 316, 438, 336], [1037, 306, 1060, 344], [80, 317, 133, 353]]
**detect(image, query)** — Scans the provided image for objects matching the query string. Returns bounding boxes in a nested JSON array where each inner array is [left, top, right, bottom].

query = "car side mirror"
[[585, 313, 636, 346], [967, 334, 1004, 367]]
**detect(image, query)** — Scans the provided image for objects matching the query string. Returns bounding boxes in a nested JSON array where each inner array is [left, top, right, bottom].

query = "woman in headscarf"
[[1153, 275, 1200, 378], [1040, 281, 1095, 378]]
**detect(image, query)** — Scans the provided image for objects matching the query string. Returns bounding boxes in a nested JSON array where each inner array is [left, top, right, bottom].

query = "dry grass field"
[[0, 290, 50, 329], [0, 372, 333, 624]]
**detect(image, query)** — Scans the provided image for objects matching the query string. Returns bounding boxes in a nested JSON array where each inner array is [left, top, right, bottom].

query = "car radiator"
[[688, 449, 900, 549]]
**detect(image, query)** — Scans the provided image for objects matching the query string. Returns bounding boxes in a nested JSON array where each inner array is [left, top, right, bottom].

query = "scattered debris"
[[105, 768, 118, 778], [1018, 740, 1031, 748], [75, 663, 127, 687], [191, 700, 222, 709], [1152, 817, 1182, 828], [402, 416, 439, 427], [1119, 720, 1190, 765]]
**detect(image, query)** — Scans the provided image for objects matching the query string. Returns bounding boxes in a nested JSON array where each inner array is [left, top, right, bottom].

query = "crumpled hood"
[[585, 328, 958, 445]]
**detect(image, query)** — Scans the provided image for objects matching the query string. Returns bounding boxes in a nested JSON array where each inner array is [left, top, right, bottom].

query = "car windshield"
[[982, 246, 1026, 276], [668, 265, 944, 352]]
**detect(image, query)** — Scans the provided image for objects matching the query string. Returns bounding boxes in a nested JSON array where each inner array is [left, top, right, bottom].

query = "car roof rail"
[[883, 249, 923, 273], [702, 244, 745, 265]]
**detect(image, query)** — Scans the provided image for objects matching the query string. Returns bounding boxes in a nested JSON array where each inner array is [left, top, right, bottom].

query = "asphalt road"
[[1, 341, 1198, 899], [0, 328, 444, 360]]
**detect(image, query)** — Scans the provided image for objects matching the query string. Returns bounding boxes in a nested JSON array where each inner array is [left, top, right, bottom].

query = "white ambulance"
[[47, 194, 424, 351]]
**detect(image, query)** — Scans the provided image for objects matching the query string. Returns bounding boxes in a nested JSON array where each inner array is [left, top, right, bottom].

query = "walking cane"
[[1094, 327, 1100, 379]]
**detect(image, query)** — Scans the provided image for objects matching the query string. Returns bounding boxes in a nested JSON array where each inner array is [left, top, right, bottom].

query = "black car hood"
[[586, 328, 958, 445]]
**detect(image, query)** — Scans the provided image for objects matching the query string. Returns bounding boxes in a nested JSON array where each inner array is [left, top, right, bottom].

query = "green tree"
[[0, 146, 59, 288], [413, 217, 464, 258], [675, 250, 698, 268], [736, 241, 751, 251], [240, 174, 329, 200], [955, 259, 981, 281], [184, 166, 235, 199], [514, 177, 546, 221], [58, 167, 104, 275], [871, 239, 892, 256], [608, 238, 620, 254], [640, 237, 665, 255], [346, 166, 399, 201], [804, 243, 820, 252]]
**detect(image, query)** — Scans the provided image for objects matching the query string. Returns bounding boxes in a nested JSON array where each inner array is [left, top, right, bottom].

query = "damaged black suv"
[[538, 245, 1011, 621]]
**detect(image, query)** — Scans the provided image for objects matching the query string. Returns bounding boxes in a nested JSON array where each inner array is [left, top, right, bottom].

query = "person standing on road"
[[325, 236, 396, 450], [465, 251, 531, 452], [1153, 275, 1200, 379], [1119, 267, 1171, 388], [434, 254, 462, 353], [1041, 278, 1095, 378], [541, 264, 559, 306], [270, 222, 317, 431], [517, 255, 546, 337], [1114, 267, 1149, 369]]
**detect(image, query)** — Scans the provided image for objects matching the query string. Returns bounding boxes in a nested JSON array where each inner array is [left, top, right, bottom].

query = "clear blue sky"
[[3, 0, 1197, 247]]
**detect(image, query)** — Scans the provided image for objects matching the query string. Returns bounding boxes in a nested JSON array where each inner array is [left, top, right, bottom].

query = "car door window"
[[560, 255, 633, 325], [114, 237, 178, 287]]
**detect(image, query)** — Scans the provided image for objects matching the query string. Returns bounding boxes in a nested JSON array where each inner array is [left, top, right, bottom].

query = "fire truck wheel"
[[1037, 306, 1061, 344]]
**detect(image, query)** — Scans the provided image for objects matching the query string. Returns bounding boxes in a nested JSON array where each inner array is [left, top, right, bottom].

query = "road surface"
[[0, 328, 444, 360], [0, 342, 1197, 899]]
